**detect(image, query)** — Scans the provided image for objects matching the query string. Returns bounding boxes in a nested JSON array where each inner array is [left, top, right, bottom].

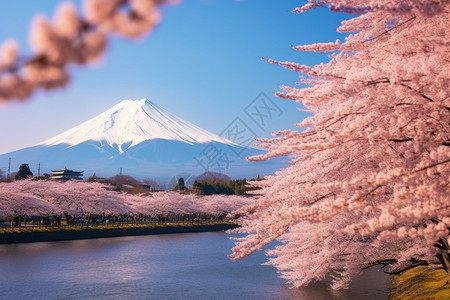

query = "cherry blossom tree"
[[0, 0, 181, 103], [0, 179, 251, 218], [230, 0, 450, 289]]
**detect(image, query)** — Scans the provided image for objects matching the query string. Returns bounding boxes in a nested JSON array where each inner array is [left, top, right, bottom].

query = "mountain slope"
[[37, 99, 235, 153], [0, 99, 286, 181]]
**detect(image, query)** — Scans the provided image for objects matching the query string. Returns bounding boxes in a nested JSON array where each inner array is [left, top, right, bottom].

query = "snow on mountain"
[[37, 99, 235, 153], [1, 99, 286, 180]]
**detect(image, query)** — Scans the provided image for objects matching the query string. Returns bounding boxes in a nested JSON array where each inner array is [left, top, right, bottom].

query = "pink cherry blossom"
[[231, 0, 449, 289], [0, 179, 251, 217], [0, 0, 179, 103]]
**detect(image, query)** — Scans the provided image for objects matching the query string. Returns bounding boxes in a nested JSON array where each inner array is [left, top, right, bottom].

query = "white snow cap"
[[38, 99, 234, 153]]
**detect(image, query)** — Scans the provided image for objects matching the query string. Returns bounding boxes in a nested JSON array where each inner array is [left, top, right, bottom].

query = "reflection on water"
[[0, 233, 389, 299]]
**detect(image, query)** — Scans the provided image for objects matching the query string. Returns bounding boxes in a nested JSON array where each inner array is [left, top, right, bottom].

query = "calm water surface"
[[0, 232, 389, 299]]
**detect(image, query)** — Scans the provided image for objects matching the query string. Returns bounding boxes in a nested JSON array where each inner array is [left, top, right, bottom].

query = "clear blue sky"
[[0, 0, 351, 156]]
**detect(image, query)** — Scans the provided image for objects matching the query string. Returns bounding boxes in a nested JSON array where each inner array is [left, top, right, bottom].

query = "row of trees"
[[0, 164, 36, 182], [172, 175, 264, 196], [192, 178, 260, 196], [4, 212, 224, 228], [1, 166, 261, 196], [0, 179, 251, 219]]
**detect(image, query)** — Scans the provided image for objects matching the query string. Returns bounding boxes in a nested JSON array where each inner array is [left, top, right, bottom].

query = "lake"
[[0, 232, 389, 299]]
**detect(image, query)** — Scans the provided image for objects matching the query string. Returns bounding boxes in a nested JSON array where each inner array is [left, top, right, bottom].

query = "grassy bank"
[[0, 222, 238, 244], [390, 266, 450, 299], [0, 222, 229, 233]]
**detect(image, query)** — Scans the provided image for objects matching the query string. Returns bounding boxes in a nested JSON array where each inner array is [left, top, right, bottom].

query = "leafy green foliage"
[[192, 176, 263, 196], [173, 177, 186, 191], [15, 164, 33, 180], [34, 173, 51, 181]]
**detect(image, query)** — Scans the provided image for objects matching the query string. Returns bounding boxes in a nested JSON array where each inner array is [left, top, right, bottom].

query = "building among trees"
[[50, 168, 83, 180]]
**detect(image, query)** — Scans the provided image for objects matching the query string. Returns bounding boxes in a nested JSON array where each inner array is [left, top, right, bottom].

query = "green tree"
[[15, 164, 33, 180], [87, 173, 98, 182], [173, 177, 186, 191], [34, 172, 51, 181]]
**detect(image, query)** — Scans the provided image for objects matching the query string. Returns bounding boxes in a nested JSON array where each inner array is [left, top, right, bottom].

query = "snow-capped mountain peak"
[[2, 98, 285, 179], [37, 99, 234, 153]]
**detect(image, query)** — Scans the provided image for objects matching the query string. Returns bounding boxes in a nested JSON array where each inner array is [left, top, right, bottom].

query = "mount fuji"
[[0, 99, 285, 180]]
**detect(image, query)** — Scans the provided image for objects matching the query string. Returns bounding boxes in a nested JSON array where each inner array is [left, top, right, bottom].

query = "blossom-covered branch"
[[0, 0, 180, 103], [231, 0, 450, 289]]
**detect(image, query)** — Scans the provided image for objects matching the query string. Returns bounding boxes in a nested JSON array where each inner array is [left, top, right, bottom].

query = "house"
[[50, 168, 83, 180]]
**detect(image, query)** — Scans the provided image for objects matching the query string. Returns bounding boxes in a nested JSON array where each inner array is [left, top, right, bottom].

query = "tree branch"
[[412, 159, 450, 175], [307, 192, 335, 206], [386, 260, 429, 274], [388, 138, 413, 143], [361, 259, 397, 270], [400, 82, 434, 102], [362, 16, 417, 44]]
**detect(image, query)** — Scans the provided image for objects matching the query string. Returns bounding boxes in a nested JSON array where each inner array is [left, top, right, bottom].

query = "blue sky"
[[0, 0, 351, 157]]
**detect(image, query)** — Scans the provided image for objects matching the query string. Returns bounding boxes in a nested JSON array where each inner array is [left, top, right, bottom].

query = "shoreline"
[[0, 223, 239, 244], [389, 266, 450, 299]]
